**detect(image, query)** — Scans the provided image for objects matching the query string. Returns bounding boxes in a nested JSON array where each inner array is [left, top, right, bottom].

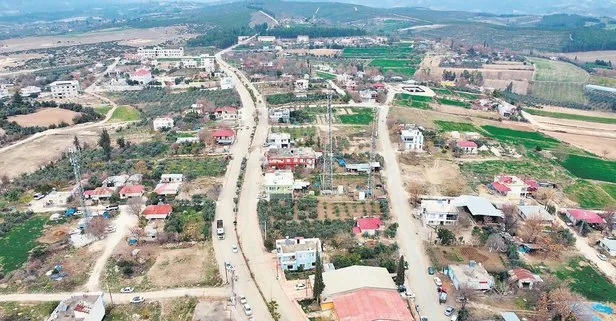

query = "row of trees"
[[263, 26, 366, 39]]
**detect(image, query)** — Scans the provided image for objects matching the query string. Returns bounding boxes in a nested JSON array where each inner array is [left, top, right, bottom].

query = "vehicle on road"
[[130, 296, 144, 304], [295, 283, 306, 290], [239, 295, 247, 304], [120, 287, 134, 293], [397, 285, 407, 293], [232, 244, 238, 253], [34, 193, 45, 200], [400, 290, 415, 299], [434, 277, 443, 286], [224, 261, 233, 270], [105, 204, 119, 211], [415, 305, 420, 312], [451, 315, 458, 321], [216, 219, 225, 240], [421, 316, 428, 321], [445, 306, 455, 316], [598, 253, 608, 261], [428, 267, 435, 275], [243, 304, 253, 316]]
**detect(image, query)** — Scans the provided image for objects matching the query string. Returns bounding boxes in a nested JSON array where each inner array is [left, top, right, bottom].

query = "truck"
[[216, 220, 225, 240]]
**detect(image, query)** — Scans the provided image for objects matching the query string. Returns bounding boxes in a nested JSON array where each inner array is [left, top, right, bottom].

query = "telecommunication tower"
[[321, 92, 334, 193]]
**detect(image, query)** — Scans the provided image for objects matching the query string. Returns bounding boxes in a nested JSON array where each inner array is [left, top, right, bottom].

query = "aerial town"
[[0, 1, 616, 321]]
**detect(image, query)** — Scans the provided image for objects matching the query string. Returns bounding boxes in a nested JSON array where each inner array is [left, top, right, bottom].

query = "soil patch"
[[147, 243, 221, 288], [8, 108, 80, 127]]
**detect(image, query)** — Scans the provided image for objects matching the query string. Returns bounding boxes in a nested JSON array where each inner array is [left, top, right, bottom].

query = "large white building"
[[153, 117, 174, 131], [400, 128, 424, 151], [180, 55, 216, 72], [20, 86, 41, 97], [276, 237, 321, 271], [50, 80, 80, 99], [419, 198, 459, 226], [264, 170, 294, 200], [46, 293, 105, 321], [267, 132, 291, 149], [137, 47, 185, 59]]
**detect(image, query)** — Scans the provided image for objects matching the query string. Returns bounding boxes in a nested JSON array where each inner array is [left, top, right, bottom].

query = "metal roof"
[[453, 195, 503, 218]]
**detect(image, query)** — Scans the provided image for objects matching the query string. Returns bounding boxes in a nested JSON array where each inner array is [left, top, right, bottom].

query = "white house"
[[50, 80, 80, 98], [400, 128, 424, 151], [46, 293, 105, 321], [447, 261, 494, 291], [297, 35, 310, 43], [137, 47, 184, 59], [267, 132, 291, 149], [160, 174, 184, 183], [258, 36, 276, 42], [419, 198, 459, 226], [599, 238, 616, 256], [214, 106, 238, 121], [276, 237, 321, 271], [20, 86, 41, 97], [264, 170, 294, 200], [142, 204, 173, 220], [295, 79, 309, 91], [220, 76, 234, 90], [153, 117, 174, 131], [456, 141, 478, 154], [119, 185, 145, 199], [269, 108, 290, 123], [130, 68, 154, 84], [490, 175, 531, 199], [497, 101, 517, 118], [516, 205, 554, 224]]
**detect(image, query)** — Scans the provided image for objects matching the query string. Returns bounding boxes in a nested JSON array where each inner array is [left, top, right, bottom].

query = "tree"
[[85, 216, 109, 239], [502, 204, 519, 234], [116, 137, 126, 148], [395, 256, 405, 286], [457, 307, 470, 321], [535, 187, 557, 210], [267, 300, 281, 321], [127, 197, 144, 216], [313, 252, 325, 303], [601, 205, 615, 234], [406, 181, 427, 206], [73, 135, 81, 150], [437, 228, 455, 245], [457, 284, 477, 308], [520, 218, 543, 243], [98, 129, 112, 160], [486, 234, 507, 252]]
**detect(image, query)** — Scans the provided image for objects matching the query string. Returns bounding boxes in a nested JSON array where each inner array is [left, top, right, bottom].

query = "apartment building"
[[50, 80, 80, 99], [276, 237, 321, 271], [137, 47, 184, 59]]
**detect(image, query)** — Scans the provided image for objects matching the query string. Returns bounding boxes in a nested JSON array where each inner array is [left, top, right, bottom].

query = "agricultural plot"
[[524, 108, 616, 124], [160, 157, 228, 178], [316, 71, 336, 80], [531, 58, 589, 82], [459, 158, 570, 185], [434, 120, 480, 132], [480, 125, 561, 150], [589, 75, 616, 88], [0, 216, 46, 273], [368, 58, 419, 76], [338, 108, 374, 125], [530, 82, 587, 104], [456, 91, 480, 100], [431, 88, 452, 95], [555, 257, 616, 303], [558, 154, 616, 183], [394, 93, 433, 110], [342, 46, 414, 58], [437, 98, 471, 108], [109, 105, 140, 122], [95, 105, 112, 116], [601, 183, 616, 200], [564, 180, 615, 209]]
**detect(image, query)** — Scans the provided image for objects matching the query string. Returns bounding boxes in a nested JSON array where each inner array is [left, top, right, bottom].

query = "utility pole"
[[366, 106, 378, 197], [321, 92, 334, 193], [69, 148, 90, 223], [106, 282, 114, 305]]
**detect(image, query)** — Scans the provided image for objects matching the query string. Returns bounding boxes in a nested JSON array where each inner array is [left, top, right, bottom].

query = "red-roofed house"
[[84, 187, 114, 201], [214, 106, 238, 121], [154, 182, 181, 196], [352, 217, 382, 236], [564, 209, 606, 225], [489, 175, 531, 199], [331, 288, 413, 321], [371, 82, 385, 91], [456, 141, 478, 154], [142, 204, 173, 220], [212, 128, 236, 145], [130, 68, 154, 84], [119, 185, 145, 199], [524, 179, 539, 192], [266, 147, 317, 170], [508, 268, 543, 289]]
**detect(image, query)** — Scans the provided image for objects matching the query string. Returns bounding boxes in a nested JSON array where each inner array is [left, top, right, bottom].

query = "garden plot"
[[427, 246, 506, 272], [398, 157, 468, 196]]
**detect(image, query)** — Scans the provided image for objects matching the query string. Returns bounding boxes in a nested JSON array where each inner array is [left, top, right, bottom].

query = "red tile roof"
[[355, 217, 382, 231], [89, 187, 114, 196], [491, 182, 511, 193], [372, 82, 385, 88], [457, 140, 478, 148], [510, 268, 541, 282], [566, 209, 606, 224], [211, 128, 236, 137], [120, 185, 144, 195], [142, 204, 173, 216], [332, 288, 413, 321], [133, 69, 151, 76], [524, 179, 539, 189]]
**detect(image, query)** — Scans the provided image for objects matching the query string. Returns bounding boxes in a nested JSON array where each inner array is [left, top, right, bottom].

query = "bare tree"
[[501, 204, 519, 234], [406, 181, 427, 206], [601, 205, 616, 234], [85, 216, 109, 239], [0, 175, 10, 186], [441, 179, 466, 197], [457, 284, 477, 308], [520, 218, 543, 243], [129, 226, 145, 241], [486, 234, 507, 252], [535, 187, 557, 209], [196, 98, 215, 114], [127, 197, 144, 217], [458, 213, 472, 228], [548, 287, 584, 320]]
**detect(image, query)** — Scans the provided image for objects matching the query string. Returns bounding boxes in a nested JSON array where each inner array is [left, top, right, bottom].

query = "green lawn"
[[0, 216, 46, 273], [0, 302, 59, 320], [109, 105, 141, 122], [556, 257, 616, 303], [342, 46, 414, 58], [558, 154, 616, 183], [394, 93, 433, 109], [456, 92, 480, 100], [338, 108, 374, 125], [481, 125, 561, 150], [564, 179, 616, 209], [601, 183, 616, 200], [530, 58, 589, 82], [434, 120, 479, 132], [316, 71, 336, 80], [524, 108, 616, 125], [459, 159, 570, 185], [94, 105, 112, 116], [159, 157, 229, 177], [437, 98, 471, 108], [369, 59, 420, 67], [397, 93, 433, 102]]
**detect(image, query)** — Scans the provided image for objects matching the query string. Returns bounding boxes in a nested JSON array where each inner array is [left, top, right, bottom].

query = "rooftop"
[[316, 265, 397, 298], [500, 312, 521, 321], [276, 237, 320, 254], [332, 288, 413, 321], [401, 129, 422, 137], [211, 128, 236, 137], [50, 80, 79, 86], [449, 262, 494, 284], [48, 293, 103, 321], [268, 132, 291, 140], [267, 147, 316, 158], [517, 205, 554, 222], [421, 199, 458, 213], [142, 204, 173, 216], [119, 185, 144, 194], [264, 170, 294, 186], [509, 268, 543, 283], [355, 217, 382, 230], [457, 140, 478, 148], [566, 209, 606, 224], [453, 195, 503, 218], [600, 238, 616, 250]]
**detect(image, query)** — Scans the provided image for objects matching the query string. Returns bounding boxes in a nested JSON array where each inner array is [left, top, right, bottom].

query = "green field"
[[338, 108, 374, 125], [369, 59, 420, 67], [459, 158, 570, 185], [160, 157, 228, 177], [481, 125, 561, 150], [437, 98, 471, 108], [109, 105, 141, 122], [456, 91, 480, 100], [590, 75, 616, 88], [381, 66, 416, 76], [558, 154, 616, 183], [316, 71, 336, 80], [434, 120, 479, 132], [531, 58, 589, 82], [0, 216, 46, 273], [564, 179, 616, 209], [601, 183, 616, 200], [95, 105, 112, 116], [556, 257, 616, 303], [342, 46, 414, 58], [431, 88, 452, 95], [272, 126, 317, 140], [394, 93, 433, 109], [524, 108, 616, 124], [530, 82, 587, 104]]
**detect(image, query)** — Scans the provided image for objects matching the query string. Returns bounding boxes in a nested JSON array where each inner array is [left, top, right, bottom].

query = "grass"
[[558, 154, 616, 183], [0, 216, 46, 273], [394, 93, 433, 109], [271, 126, 318, 140], [381, 66, 416, 76], [456, 91, 480, 100], [564, 180, 616, 209], [342, 46, 414, 58], [481, 125, 561, 150], [530, 82, 587, 104], [601, 183, 616, 200], [555, 257, 616, 303], [94, 105, 112, 116], [316, 70, 336, 80], [434, 120, 479, 132], [459, 158, 570, 185], [160, 157, 228, 177], [431, 87, 452, 95], [530, 58, 589, 82], [524, 108, 616, 124], [109, 105, 141, 122], [437, 98, 471, 108], [106, 302, 162, 321], [0, 302, 59, 320], [338, 108, 374, 125], [590, 75, 616, 88], [368, 59, 420, 67]]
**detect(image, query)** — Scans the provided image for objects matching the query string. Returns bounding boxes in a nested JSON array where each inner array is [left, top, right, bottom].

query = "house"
[[297, 35, 310, 43], [154, 183, 181, 196], [330, 288, 414, 321], [345, 162, 380, 174], [264, 170, 294, 200], [456, 141, 478, 154], [46, 293, 105, 321], [130, 68, 154, 84], [372, 75, 385, 82], [276, 237, 321, 271], [258, 36, 276, 42], [20, 86, 41, 97], [400, 128, 424, 151], [497, 101, 517, 118], [160, 174, 184, 183], [267, 132, 291, 149], [359, 89, 377, 102], [489, 175, 531, 199], [214, 106, 238, 121], [137, 47, 184, 59], [211, 128, 236, 145], [50, 80, 80, 98], [344, 80, 357, 90], [447, 261, 494, 290], [508, 268, 543, 289], [453, 195, 504, 220], [142, 204, 173, 220], [266, 147, 317, 169], [153, 117, 174, 131], [564, 209, 606, 226], [83, 187, 114, 201], [599, 238, 616, 256], [176, 137, 200, 144], [352, 217, 382, 235], [102, 175, 129, 188], [119, 185, 144, 199], [294, 79, 309, 91], [371, 82, 386, 91], [420, 198, 459, 226], [269, 108, 290, 123], [516, 205, 554, 224]]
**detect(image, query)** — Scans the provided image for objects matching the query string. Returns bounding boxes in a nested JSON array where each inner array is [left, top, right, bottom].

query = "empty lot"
[[7, 108, 80, 127]]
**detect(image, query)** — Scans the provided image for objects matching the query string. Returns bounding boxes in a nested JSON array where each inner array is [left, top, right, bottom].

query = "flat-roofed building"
[[46, 293, 105, 321], [420, 198, 459, 226], [137, 47, 184, 59], [50, 80, 80, 98], [275, 237, 321, 271]]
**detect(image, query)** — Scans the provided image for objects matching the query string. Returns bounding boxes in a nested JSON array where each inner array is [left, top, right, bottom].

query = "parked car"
[[130, 296, 144, 304], [34, 193, 45, 200], [400, 290, 415, 299], [239, 295, 247, 304], [598, 253, 608, 261], [120, 287, 134, 293], [243, 304, 253, 316], [428, 267, 435, 275], [225, 261, 233, 270], [420, 316, 428, 321], [295, 283, 307, 290], [451, 315, 458, 321], [434, 277, 443, 286], [415, 305, 420, 312], [232, 245, 238, 253], [445, 306, 455, 316], [105, 204, 119, 211]]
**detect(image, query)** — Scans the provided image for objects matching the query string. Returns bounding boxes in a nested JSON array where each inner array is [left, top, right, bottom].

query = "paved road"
[[259, 10, 280, 26], [377, 104, 448, 321]]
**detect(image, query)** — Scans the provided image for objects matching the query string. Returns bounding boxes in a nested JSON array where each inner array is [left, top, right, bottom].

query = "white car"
[[243, 304, 253, 316], [434, 277, 443, 286], [120, 287, 134, 293], [445, 306, 456, 316], [130, 296, 144, 304], [295, 283, 307, 290], [598, 253, 608, 261], [225, 261, 233, 270], [232, 245, 238, 253], [239, 295, 247, 305], [400, 290, 415, 299]]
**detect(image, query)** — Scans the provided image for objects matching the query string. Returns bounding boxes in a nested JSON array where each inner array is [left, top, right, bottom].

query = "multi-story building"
[[153, 117, 174, 131], [50, 80, 80, 99], [490, 175, 534, 199], [269, 108, 290, 123], [297, 35, 310, 43], [419, 198, 459, 226], [46, 293, 105, 321], [20, 86, 41, 97], [276, 237, 321, 271], [266, 147, 317, 170], [400, 128, 424, 151], [264, 170, 294, 200], [137, 47, 184, 59], [267, 132, 291, 149], [258, 36, 276, 42], [211, 128, 236, 145], [214, 106, 238, 121], [179, 54, 215, 72]]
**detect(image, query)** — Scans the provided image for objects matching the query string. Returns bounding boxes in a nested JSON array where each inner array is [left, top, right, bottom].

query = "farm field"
[[394, 93, 433, 109], [589, 75, 616, 88], [544, 132, 616, 161], [437, 98, 471, 108], [109, 105, 140, 122], [95, 105, 113, 116], [558, 50, 616, 63], [456, 91, 480, 99], [434, 120, 479, 132], [530, 82, 587, 104], [427, 246, 506, 272], [7, 108, 80, 127], [160, 157, 228, 177], [0, 216, 46, 273], [342, 46, 414, 58], [459, 158, 570, 185], [601, 183, 616, 200], [316, 70, 336, 80], [524, 108, 616, 124], [480, 125, 561, 150], [338, 108, 374, 125], [530, 58, 589, 82], [558, 154, 616, 183], [271, 126, 318, 142], [564, 179, 615, 209], [555, 257, 616, 303]]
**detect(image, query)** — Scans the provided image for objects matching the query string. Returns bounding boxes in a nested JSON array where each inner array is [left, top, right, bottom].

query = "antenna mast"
[[366, 106, 378, 197], [321, 92, 334, 193], [69, 147, 90, 221]]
